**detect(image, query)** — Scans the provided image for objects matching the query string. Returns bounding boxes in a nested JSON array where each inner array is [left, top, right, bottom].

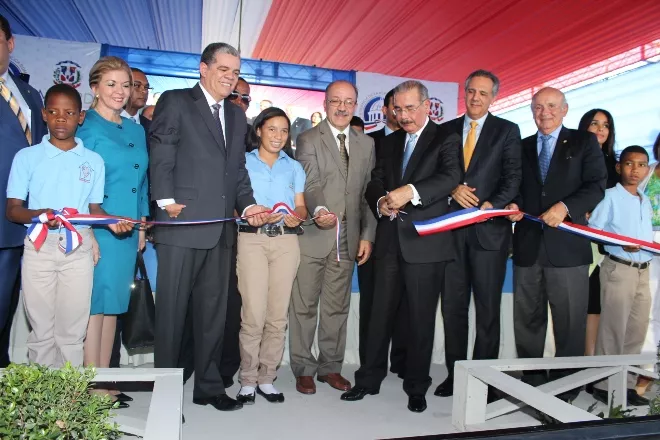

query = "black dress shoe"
[[408, 395, 427, 413], [114, 392, 133, 402], [257, 387, 285, 403], [222, 375, 234, 388], [193, 394, 243, 411], [236, 392, 256, 405], [434, 377, 453, 397], [340, 387, 379, 401], [628, 389, 650, 406], [109, 400, 130, 409]]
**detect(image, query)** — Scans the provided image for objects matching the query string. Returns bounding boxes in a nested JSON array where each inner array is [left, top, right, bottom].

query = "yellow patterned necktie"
[[0, 77, 32, 144], [463, 121, 478, 171]]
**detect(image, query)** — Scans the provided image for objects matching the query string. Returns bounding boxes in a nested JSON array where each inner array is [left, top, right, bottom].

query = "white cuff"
[[157, 198, 176, 209], [313, 206, 329, 216], [408, 184, 421, 206], [242, 204, 256, 217]]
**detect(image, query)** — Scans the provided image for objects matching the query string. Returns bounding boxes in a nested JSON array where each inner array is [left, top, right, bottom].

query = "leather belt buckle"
[[263, 224, 281, 237]]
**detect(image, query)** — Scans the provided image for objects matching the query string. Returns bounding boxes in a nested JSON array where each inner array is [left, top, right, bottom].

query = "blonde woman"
[[77, 56, 149, 407]]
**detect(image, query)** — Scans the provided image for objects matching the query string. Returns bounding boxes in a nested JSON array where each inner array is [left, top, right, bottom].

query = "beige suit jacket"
[[295, 119, 376, 260]]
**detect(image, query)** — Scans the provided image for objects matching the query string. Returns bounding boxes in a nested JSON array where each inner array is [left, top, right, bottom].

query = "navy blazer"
[[0, 73, 47, 248], [512, 127, 607, 267]]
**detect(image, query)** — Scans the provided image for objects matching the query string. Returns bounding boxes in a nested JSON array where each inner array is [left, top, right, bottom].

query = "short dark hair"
[[653, 133, 660, 162], [201, 42, 240, 66], [247, 106, 294, 158], [44, 83, 82, 111], [465, 69, 500, 96], [578, 109, 616, 157], [350, 116, 364, 130], [131, 67, 145, 76], [0, 14, 11, 41], [619, 145, 649, 163], [383, 89, 395, 107]]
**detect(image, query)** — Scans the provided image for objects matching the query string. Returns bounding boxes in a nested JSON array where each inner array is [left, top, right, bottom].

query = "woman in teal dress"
[[77, 56, 149, 405]]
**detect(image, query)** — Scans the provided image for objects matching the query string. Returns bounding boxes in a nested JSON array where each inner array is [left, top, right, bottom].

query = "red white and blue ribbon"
[[28, 208, 83, 254], [28, 203, 342, 259], [413, 207, 660, 254]]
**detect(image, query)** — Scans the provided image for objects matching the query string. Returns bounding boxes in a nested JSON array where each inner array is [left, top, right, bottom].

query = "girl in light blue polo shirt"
[[235, 107, 307, 404]]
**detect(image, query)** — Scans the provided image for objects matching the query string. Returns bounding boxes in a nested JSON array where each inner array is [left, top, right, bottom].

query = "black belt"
[[606, 253, 650, 270], [238, 224, 303, 237]]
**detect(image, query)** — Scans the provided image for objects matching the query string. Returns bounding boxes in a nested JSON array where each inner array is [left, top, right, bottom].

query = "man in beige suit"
[[290, 80, 377, 394]]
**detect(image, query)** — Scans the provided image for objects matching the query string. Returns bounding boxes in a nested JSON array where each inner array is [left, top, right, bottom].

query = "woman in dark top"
[[577, 109, 617, 364]]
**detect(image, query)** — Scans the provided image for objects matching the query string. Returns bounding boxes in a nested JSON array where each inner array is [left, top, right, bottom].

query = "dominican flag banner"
[[28, 203, 342, 259], [413, 207, 660, 254]]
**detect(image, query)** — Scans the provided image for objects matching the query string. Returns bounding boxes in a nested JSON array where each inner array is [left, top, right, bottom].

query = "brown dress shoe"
[[317, 373, 352, 391], [296, 376, 316, 394]]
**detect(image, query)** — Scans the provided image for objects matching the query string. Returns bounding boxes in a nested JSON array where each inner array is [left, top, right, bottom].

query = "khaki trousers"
[[21, 229, 94, 367], [236, 231, 300, 387], [595, 256, 651, 389]]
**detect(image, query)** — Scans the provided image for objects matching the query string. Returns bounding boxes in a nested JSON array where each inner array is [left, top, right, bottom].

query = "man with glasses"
[[289, 80, 376, 395], [341, 80, 460, 413]]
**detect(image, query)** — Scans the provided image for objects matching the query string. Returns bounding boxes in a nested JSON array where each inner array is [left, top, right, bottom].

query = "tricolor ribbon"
[[27, 208, 83, 254], [413, 207, 660, 254], [28, 203, 342, 260]]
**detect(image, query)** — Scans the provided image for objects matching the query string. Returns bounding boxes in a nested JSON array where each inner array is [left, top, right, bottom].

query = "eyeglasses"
[[132, 82, 153, 92], [230, 91, 251, 105], [326, 98, 356, 108], [392, 101, 426, 116]]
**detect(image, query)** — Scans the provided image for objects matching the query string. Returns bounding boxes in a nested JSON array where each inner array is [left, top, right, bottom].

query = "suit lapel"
[[465, 114, 493, 175], [223, 99, 234, 155], [191, 84, 226, 155], [347, 128, 361, 189], [545, 126, 570, 183], [320, 120, 347, 180], [392, 130, 406, 187], [524, 135, 542, 184], [402, 120, 436, 184]]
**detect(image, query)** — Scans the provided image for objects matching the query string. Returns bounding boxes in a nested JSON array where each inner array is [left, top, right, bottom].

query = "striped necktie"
[[0, 77, 31, 144]]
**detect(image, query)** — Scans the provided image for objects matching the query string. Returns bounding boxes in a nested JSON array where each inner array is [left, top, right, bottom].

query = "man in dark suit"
[[506, 87, 606, 392], [435, 70, 522, 398], [0, 15, 47, 367], [341, 80, 461, 413], [357, 88, 407, 374], [150, 42, 268, 412], [290, 116, 312, 147]]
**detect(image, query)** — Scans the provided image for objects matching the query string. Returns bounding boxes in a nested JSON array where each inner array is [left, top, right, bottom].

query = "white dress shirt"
[[1, 70, 32, 131], [158, 82, 228, 209], [462, 113, 488, 146], [120, 108, 142, 124]]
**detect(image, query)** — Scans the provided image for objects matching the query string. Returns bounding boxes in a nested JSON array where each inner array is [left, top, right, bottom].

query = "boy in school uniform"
[[5, 83, 132, 368], [588, 145, 653, 406]]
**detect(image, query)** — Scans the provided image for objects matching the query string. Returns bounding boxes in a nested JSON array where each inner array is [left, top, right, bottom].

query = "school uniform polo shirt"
[[245, 149, 306, 209], [7, 134, 105, 231]]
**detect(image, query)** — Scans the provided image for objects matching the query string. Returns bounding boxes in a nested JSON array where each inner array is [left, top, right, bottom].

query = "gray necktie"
[[211, 103, 226, 150], [338, 133, 348, 176]]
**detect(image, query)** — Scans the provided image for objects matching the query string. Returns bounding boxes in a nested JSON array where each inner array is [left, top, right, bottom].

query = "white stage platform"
[[114, 363, 651, 440]]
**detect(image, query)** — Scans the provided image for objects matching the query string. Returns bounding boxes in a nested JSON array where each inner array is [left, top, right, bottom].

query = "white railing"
[[452, 355, 658, 432]]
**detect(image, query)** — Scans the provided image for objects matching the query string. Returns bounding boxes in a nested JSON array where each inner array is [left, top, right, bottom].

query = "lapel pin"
[[563, 140, 567, 143]]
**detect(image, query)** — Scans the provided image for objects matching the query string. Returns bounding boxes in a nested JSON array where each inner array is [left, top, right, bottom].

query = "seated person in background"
[[5, 84, 132, 368], [350, 115, 365, 133], [588, 145, 653, 407], [235, 107, 307, 404]]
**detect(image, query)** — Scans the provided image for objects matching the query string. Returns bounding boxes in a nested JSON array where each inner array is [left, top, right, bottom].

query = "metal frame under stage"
[[452, 354, 658, 432]]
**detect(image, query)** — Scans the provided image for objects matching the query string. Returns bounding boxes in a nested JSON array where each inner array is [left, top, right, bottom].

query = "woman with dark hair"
[[637, 132, 660, 397], [235, 107, 307, 404], [311, 111, 323, 127], [578, 109, 617, 365]]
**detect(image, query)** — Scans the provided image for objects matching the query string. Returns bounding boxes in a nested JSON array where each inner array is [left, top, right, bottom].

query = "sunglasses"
[[229, 91, 251, 105]]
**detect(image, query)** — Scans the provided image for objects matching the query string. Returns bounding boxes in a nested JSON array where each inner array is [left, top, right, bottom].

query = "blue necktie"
[[401, 134, 417, 177], [539, 134, 552, 182]]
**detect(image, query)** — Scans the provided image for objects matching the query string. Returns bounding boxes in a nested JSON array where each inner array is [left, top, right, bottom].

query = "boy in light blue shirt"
[[588, 145, 653, 405], [6, 84, 131, 367]]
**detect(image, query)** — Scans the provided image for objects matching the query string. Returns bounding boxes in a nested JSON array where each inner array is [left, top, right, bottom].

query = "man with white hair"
[[506, 87, 606, 397]]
